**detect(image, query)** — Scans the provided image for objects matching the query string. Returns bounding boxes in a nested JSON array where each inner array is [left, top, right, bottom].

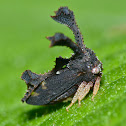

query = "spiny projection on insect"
[[21, 7, 103, 111]]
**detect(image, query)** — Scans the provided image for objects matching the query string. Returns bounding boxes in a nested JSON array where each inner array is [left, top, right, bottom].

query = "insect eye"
[[92, 66, 101, 74]]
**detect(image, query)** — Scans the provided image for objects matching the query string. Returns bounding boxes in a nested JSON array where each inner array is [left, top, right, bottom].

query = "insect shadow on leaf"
[[22, 102, 69, 120], [21, 7, 103, 111]]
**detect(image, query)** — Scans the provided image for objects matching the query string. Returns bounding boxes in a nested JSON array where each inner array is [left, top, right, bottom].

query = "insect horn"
[[46, 33, 82, 54], [51, 7, 85, 52]]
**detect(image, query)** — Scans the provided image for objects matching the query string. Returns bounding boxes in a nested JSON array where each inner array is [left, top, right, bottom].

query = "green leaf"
[[0, 0, 126, 126]]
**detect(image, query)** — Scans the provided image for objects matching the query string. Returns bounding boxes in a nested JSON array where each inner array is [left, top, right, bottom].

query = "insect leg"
[[66, 81, 87, 111], [78, 82, 93, 106], [92, 76, 101, 100]]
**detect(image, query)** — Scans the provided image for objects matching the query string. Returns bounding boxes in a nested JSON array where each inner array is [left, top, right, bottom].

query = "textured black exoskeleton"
[[21, 7, 103, 111]]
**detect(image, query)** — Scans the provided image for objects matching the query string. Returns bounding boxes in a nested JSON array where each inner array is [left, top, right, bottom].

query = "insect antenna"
[[51, 7, 85, 52]]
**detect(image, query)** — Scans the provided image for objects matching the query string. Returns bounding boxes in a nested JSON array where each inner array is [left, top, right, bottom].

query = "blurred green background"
[[0, 0, 126, 126]]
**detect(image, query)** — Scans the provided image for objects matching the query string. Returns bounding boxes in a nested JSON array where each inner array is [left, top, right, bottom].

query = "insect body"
[[21, 7, 103, 111]]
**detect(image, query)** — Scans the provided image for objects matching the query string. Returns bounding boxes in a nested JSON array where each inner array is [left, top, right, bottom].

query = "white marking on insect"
[[87, 65, 90, 68], [56, 71, 60, 74]]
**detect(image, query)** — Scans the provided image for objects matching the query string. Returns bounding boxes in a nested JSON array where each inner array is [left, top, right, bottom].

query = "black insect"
[[21, 7, 103, 111]]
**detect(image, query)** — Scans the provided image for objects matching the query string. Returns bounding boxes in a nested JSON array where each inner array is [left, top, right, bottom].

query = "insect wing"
[[26, 69, 83, 105]]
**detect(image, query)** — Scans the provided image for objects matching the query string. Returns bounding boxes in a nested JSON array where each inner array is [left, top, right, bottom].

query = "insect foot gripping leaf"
[[21, 7, 103, 111]]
